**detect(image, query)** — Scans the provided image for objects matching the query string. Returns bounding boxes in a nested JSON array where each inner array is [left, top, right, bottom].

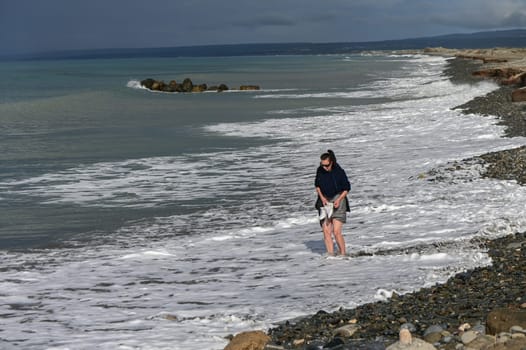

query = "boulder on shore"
[[386, 329, 436, 350], [512, 87, 526, 102], [223, 331, 270, 350], [486, 308, 526, 335]]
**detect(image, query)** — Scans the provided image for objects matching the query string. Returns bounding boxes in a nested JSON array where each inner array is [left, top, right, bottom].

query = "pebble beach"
[[225, 52, 526, 349], [265, 232, 526, 349]]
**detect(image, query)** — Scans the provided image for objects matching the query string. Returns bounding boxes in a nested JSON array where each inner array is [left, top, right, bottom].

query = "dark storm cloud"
[[426, 0, 526, 30], [234, 14, 297, 28], [501, 12, 526, 27], [1, 0, 525, 55]]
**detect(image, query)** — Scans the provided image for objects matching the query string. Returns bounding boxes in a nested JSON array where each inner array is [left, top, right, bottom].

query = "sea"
[[1, 50, 526, 349]]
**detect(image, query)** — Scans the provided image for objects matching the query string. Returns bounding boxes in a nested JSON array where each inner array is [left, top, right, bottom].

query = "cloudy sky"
[[1, 0, 526, 55]]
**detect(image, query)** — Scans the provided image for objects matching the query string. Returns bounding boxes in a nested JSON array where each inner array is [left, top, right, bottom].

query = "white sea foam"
[[2, 54, 526, 349], [126, 79, 146, 90]]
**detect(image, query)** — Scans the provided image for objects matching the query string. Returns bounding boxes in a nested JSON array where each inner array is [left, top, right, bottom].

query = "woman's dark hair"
[[320, 149, 336, 164]]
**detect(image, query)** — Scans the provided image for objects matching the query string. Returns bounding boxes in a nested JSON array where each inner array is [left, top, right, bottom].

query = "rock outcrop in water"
[[140, 77, 259, 93], [239, 85, 260, 91]]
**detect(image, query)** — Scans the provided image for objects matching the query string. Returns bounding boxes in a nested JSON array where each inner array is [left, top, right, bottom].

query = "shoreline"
[[225, 50, 526, 349], [266, 233, 526, 349]]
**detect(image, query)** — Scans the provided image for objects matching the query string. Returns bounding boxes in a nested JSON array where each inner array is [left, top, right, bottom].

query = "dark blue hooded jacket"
[[314, 162, 351, 210]]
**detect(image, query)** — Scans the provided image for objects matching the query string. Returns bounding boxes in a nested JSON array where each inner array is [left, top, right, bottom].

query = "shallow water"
[[1, 54, 526, 349]]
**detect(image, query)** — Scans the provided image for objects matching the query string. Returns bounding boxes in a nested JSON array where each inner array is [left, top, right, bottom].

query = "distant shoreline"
[[429, 48, 526, 184], [3, 29, 526, 61]]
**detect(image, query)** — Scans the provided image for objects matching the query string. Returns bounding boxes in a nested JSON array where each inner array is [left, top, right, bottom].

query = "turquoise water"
[[0, 55, 401, 249], [2, 53, 526, 349]]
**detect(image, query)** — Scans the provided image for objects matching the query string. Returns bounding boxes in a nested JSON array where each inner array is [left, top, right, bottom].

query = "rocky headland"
[[223, 49, 526, 350], [425, 47, 526, 104], [439, 48, 526, 184], [140, 77, 260, 93]]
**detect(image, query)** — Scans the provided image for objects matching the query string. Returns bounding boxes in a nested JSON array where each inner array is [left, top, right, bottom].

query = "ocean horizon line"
[[3, 28, 526, 62]]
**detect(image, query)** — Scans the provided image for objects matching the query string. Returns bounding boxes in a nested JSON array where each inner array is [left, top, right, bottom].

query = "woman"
[[314, 150, 351, 256]]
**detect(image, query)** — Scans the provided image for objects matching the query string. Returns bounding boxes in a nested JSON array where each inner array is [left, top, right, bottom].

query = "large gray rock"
[[386, 338, 437, 350], [387, 329, 436, 350], [423, 325, 444, 336], [461, 330, 479, 344], [333, 324, 359, 337], [464, 334, 496, 349]]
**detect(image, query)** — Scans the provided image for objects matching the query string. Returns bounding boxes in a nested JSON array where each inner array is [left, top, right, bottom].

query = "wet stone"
[[424, 325, 445, 336], [461, 330, 479, 344], [424, 332, 443, 344]]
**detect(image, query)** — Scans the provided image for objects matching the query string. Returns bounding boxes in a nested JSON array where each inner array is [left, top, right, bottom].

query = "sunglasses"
[[321, 162, 332, 168]]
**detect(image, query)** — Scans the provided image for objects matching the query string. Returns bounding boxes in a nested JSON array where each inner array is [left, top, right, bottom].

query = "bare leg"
[[322, 220, 334, 255], [332, 219, 346, 255]]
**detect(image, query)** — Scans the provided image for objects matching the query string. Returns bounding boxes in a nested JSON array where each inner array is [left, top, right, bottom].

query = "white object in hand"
[[319, 202, 334, 220]]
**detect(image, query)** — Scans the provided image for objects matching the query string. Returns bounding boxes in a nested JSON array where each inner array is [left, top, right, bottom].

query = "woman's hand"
[[333, 198, 340, 209], [321, 196, 329, 206]]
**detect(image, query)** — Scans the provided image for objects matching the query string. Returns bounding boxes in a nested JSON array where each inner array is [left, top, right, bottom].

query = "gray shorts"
[[319, 195, 348, 224]]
